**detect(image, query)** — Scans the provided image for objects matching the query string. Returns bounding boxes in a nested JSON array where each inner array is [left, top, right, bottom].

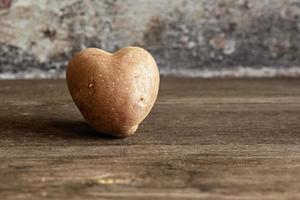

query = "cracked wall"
[[1, 0, 300, 77]]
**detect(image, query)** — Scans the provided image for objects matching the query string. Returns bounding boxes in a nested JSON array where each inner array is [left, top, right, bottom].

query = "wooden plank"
[[0, 78, 300, 199]]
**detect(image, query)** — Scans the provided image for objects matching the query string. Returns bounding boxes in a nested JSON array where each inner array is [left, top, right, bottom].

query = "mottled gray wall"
[[1, 0, 300, 78]]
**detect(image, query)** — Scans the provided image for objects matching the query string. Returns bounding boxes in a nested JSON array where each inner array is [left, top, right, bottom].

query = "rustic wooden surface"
[[0, 78, 300, 200]]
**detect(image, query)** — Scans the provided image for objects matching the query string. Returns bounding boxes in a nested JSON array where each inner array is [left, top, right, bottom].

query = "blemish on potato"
[[139, 97, 145, 103], [88, 83, 94, 88]]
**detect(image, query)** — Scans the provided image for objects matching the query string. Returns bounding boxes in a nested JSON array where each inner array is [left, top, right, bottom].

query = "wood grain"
[[0, 78, 300, 199]]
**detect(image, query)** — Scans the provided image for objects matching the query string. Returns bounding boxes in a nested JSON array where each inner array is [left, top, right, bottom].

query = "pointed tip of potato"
[[98, 125, 139, 138], [117, 125, 139, 138]]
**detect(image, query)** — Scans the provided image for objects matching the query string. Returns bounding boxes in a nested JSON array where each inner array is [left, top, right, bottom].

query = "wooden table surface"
[[0, 78, 300, 200]]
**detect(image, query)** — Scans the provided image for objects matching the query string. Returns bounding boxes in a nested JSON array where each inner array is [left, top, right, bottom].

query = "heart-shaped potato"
[[66, 47, 160, 137]]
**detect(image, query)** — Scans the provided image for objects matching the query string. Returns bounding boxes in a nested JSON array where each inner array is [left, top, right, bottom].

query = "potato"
[[66, 47, 160, 137]]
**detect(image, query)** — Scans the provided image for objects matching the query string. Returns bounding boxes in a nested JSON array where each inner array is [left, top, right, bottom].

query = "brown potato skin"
[[66, 47, 160, 137]]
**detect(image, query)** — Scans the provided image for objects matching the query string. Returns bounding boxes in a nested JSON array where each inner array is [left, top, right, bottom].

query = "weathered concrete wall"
[[1, 0, 300, 78]]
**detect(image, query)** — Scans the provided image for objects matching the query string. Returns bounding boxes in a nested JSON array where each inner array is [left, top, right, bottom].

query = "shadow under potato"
[[48, 120, 117, 139], [0, 114, 117, 140]]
